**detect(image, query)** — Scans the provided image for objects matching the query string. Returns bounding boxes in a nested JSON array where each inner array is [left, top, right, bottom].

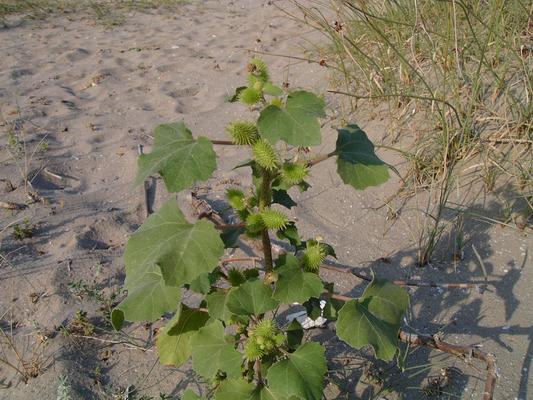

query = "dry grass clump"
[[291, 0, 532, 264]]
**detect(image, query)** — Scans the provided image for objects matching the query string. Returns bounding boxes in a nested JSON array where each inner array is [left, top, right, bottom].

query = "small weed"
[[88, 1, 125, 27], [0, 319, 50, 383], [56, 375, 72, 400], [7, 128, 23, 159], [65, 310, 94, 336], [38, 140, 50, 153], [2, 117, 50, 193], [67, 279, 118, 325], [451, 214, 466, 262], [68, 279, 105, 302], [12, 218, 35, 240]]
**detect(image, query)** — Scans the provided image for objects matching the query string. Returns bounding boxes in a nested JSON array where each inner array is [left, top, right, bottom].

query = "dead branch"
[[321, 264, 488, 290], [190, 191, 246, 231], [399, 331, 497, 400]]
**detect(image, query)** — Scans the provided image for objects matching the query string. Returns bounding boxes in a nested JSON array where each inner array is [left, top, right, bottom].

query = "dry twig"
[[399, 331, 497, 400]]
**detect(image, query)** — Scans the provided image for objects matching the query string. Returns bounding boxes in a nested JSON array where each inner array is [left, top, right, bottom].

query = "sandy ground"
[[0, 1, 531, 399]]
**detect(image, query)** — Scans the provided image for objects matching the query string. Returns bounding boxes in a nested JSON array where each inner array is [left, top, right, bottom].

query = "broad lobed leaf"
[[273, 254, 323, 304], [124, 199, 224, 287], [227, 279, 279, 316], [206, 290, 234, 322], [134, 122, 216, 193], [191, 321, 242, 379], [216, 379, 276, 400], [335, 124, 390, 190], [157, 304, 210, 367], [111, 264, 180, 330], [258, 91, 325, 146], [183, 389, 204, 400], [266, 342, 327, 400], [336, 276, 409, 361]]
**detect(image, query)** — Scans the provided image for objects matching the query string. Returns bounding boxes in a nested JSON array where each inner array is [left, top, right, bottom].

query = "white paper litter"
[[286, 300, 327, 329]]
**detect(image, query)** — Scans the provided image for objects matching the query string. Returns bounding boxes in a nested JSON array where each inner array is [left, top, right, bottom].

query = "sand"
[[0, 1, 531, 399]]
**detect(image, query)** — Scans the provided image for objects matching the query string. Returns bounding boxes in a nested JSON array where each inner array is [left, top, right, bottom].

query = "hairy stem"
[[307, 151, 336, 167], [259, 169, 273, 272], [211, 139, 236, 145], [255, 359, 263, 384]]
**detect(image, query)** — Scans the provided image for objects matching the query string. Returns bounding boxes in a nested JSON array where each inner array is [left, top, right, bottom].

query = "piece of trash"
[[286, 300, 327, 329]]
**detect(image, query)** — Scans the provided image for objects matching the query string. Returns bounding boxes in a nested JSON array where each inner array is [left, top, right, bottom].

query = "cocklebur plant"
[[111, 58, 409, 400]]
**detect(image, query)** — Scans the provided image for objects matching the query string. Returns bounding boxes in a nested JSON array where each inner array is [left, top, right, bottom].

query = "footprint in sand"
[[10, 68, 34, 81], [64, 48, 91, 63]]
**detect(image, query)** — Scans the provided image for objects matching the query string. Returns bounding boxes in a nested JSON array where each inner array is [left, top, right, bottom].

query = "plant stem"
[[255, 359, 263, 384], [211, 139, 236, 145], [307, 151, 336, 167], [259, 169, 273, 272]]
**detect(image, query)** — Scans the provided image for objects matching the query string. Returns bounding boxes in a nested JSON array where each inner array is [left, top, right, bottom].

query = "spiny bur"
[[252, 139, 278, 171], [226, 121, 259, 145], [302, 240, 328, 272], [260, 208, 290, 230], [247, 58, 269, 85]]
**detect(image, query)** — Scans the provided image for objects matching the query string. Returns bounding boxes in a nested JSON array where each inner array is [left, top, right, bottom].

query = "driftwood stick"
[[330, 291, 498, 399], [190, 192, 245, 231], [321, 264, 488, 290], [398, 331, 497, 400]]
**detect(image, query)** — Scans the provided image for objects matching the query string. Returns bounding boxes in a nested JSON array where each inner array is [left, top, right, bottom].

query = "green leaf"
[[134, 123, 216, 193], [227, 279, 279, 316], [189, 270, 220, 294], [243, 268, 259, 280], [272, 189, 296, 209], [263, 82, 284, 96], [240, 87, 262, 105], [206, 290, 233, 322], [111, 264, 181, 330], [266, 342, 326, 400], [157, 305, 210, 367], [226, 188, 247, 210], [276, 222, 301, 247], [215, 379, 275, 400], [183, 389, 203, 400], [286, 320, 304, 351], [335, 124, 390, 190], [191, 321, 242, 379], [228, 269, 247, 287], [258, 91, 326, 146], [273, 254, 323, 304], [227, 86, 248, 102], [336, 277, 409, 361], [124, 199, 224, 287], [215, 379, 255, 400], [110, 309, 124, 331]]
